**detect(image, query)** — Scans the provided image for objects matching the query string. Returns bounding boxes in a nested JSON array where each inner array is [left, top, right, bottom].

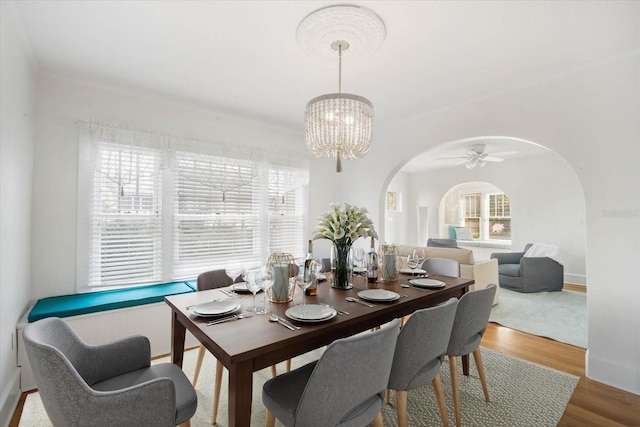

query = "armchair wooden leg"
[[371, 411, 384, 427], [266, 409, 276, 427], [192, 344, 206, 387], [286, 358, 291, 372], [385, 388, 391, 404], [212, 359, 224, 424], [473, 348, 490, 402], [449, 356, 461, 427], [395, 389, 408, 427], [432, 374, 449, 427], [179, 420, 191, 427], [270, 364, 277, 378]]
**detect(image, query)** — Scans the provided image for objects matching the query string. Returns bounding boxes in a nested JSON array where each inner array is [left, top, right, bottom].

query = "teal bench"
[[28, 280, 197, 323]]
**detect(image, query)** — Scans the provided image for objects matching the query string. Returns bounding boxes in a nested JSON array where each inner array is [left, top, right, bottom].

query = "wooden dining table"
[[165, 273, 474, 427]]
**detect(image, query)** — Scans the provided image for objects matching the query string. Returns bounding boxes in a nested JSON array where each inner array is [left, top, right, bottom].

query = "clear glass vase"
[[332, 243, 353, 289]]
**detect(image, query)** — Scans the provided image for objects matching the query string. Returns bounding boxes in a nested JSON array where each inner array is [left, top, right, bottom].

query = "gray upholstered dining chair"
[[423, 257, 461, 277], [23, 317, 197, 427], [262, 318, 400, 427], [446, 284, 497, 427], [387, 298, 459, 427], [192, 268, 290, 424]]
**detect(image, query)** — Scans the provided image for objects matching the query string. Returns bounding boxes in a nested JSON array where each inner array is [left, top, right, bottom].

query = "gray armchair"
[[491, 243, 564, 293], [23, 317, 197, 427]]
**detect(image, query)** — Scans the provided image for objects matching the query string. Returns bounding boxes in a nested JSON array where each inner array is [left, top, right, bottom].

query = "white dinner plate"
[[409, 278, 446, 289], [400, 268, 427, 275], [192, 300, 241, 317], [316, 273, 327, 282], [352, 267, 367, 273], [285, 304, 337, 323], [232, 282, 261, 293], [357, 289, 400, 302]]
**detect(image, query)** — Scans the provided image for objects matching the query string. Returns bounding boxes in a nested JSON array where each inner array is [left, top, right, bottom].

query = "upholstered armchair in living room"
[[490, 243, 564, 293]]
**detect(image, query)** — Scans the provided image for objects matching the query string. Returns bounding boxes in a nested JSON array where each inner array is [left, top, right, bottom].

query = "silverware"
[[206, 313, 251, 325], [269, 314, 300, 330], [398, 293, 409, 298], [345, 297, 376, 307]]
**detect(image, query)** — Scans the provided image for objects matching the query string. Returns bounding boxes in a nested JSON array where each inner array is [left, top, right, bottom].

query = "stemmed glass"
[[259, 265, 275, 315], [225, 264, 243, 296], [296, 264, 313, 306], [353, 248, 365, 274], [243, 268, 261, 313], [407, 252, 420, 274], [414, 248, 426, 273]]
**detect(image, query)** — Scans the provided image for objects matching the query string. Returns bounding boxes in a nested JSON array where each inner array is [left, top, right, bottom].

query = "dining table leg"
[[228, 359, 254, 427], [171, 309, 186, 367]]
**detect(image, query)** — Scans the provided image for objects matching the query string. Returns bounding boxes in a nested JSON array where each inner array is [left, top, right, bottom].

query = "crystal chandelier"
[[304, 41, 374, 172], [298, 5, 385, 173]]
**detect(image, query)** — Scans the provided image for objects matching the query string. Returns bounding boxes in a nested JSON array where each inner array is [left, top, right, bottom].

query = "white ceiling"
[[10, 0, 640, 170]]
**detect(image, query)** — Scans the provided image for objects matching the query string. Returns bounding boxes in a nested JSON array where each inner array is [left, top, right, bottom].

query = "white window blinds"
[[172, 152, 263, 278], [88, 142, 163, 287], [79, 121, 309, 290]]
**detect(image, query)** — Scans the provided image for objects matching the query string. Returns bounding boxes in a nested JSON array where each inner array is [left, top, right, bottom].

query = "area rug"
[[489, 288, 587, 348], [19, 346, 578, 426]]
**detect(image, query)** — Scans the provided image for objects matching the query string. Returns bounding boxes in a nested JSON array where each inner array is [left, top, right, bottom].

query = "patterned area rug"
[[19, 346, 578, 426], [489, 288, 587, 348]]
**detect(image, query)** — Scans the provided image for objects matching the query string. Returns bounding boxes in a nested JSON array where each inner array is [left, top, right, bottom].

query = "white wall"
[[0, 1, 36, 423], [326, 53, 640, 394], [388, 152, 587, 284], [30, 74, 307, 299]]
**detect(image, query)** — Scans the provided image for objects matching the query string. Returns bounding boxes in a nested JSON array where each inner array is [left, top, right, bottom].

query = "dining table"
[[165, 272, 474, 427]]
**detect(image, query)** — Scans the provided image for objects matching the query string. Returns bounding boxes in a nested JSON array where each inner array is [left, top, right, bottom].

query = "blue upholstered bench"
[[28, 280, 197, 323]]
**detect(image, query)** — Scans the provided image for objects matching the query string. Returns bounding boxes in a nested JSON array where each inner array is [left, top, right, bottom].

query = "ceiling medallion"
[[297, 5, 386, 172]]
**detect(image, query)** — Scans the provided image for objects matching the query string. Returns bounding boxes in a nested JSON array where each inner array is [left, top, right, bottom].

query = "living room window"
[[489, 193, 511, 240], [77, 122, 308, 290], [463, 193, 481, 238]]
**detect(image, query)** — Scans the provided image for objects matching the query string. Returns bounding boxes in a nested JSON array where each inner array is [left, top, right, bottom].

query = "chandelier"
[[298, 5, 385, 172]]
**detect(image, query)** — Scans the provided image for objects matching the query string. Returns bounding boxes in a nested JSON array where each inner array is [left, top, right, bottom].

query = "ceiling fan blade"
[[436, 156, 468, 160], [483, 156, 504, 162], [455, 159, 470, 165]]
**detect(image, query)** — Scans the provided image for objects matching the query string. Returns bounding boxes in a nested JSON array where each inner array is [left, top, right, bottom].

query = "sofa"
[[397, 245, 499, 305], [490, 243, 564, 293]]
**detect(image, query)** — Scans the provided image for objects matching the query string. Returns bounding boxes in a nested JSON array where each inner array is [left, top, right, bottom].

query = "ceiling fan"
[[438, 143, 512, 169]]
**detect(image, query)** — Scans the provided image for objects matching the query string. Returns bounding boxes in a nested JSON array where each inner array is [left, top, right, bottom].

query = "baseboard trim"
[[0, 368, 20, 427], [587, 351, 640, 396], [564, 273, 586, 286]]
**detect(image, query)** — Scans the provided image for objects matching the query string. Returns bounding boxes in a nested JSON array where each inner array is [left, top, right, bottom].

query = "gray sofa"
[[490, 243, 564, 293]]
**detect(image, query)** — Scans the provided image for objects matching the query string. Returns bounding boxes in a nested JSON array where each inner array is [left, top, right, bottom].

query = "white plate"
[[409, 278, 446, 289], [352, 267, 367, 273], [316, 273, 327, 282], [400, 268, 427, 275], [285, 304, 337, 322], [357, 289, 400, 302], [192, 300, 241, 316], [232, 282, 261, 293]]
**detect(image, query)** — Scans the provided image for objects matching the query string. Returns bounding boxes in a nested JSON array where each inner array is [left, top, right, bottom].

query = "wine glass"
[[225, 264, 243, 296], [296, 264, 312, 306], [353, 248, 365, 274], [244, 269, 261, 313], [407, 252, 420, 274], [260, 265, 275, 315], [413, 248, 426, 273]]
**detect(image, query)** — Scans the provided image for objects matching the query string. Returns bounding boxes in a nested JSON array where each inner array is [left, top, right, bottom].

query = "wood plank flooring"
[[10, 284, 640, 426], [481, 284, 640, 426]]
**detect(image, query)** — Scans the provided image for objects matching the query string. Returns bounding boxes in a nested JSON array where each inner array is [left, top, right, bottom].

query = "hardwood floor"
[[482, 285, 640, 427], [10, 285, 640, 426]]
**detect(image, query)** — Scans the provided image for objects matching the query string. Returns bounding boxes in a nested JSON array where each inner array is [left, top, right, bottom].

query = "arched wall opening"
[[381, 137, 586, 284]]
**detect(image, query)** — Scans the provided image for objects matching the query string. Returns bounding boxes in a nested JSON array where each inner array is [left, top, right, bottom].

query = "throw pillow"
[[455, 227, 474, 241]]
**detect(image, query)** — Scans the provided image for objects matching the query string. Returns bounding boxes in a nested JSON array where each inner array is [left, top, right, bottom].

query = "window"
[[79, 123, 308, 290], [489, 193, 511, 240], [463, 193, 481, 238]]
